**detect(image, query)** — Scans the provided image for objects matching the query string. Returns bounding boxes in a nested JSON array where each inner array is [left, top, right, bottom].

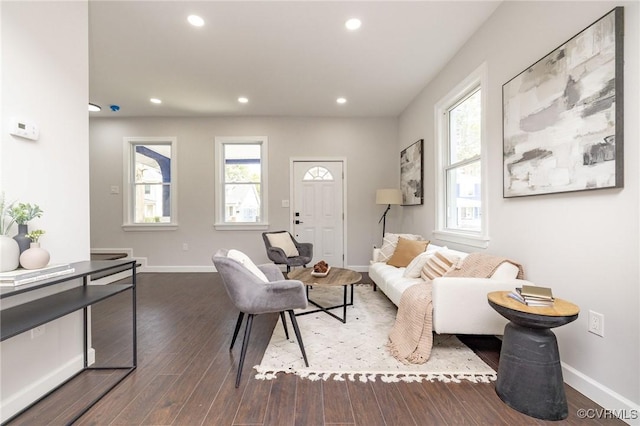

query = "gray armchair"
[[212, 249, 309, 387], [262, 231, 313, 273]]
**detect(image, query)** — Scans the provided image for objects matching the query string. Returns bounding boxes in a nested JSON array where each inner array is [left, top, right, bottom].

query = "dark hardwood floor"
[[7, 272, 623, 425]]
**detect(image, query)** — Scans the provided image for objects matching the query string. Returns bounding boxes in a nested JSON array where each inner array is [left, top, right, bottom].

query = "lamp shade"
[[376, 189, 402, 205]]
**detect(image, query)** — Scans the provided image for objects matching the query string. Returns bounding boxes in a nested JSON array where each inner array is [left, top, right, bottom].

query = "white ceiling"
[[88, 1, 501, 118]]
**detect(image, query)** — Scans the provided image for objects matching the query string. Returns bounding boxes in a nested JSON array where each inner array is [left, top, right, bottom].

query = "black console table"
[[0, 259, 137, 425]]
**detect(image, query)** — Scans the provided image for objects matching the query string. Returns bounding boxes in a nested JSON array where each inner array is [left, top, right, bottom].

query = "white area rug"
[[254, 284, 497, 383]]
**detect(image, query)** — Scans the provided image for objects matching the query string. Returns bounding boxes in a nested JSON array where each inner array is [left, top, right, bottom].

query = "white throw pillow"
[[266, 232, 299, 257], [403, 250, 434, 278], [227, 249, 269, 283]]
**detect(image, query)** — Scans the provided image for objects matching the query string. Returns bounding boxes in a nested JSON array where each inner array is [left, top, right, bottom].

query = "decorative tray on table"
[[311, 261, 330, 277], [311, 266, 331, 277]]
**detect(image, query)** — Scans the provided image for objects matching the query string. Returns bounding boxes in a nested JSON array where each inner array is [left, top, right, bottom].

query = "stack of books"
[[508, 285, 555, 307], [0, 264, 75, 286]]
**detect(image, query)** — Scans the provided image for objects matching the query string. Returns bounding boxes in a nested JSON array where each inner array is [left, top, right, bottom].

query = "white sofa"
[[369, 244, 532, 335]]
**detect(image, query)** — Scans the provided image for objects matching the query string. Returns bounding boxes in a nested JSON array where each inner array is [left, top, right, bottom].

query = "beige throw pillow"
[[266, 232, 299, 257], [386, 237, 430, 268], [420, 250, 459, 281], [227, 249, 269, 283], [378, 233, 423, 262]]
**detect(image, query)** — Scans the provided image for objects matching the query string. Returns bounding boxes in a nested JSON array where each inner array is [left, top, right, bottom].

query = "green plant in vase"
[[8, 203, 43, 226], [0, 193, 20, 271], [8, 202, 44, 256], [26, 229, 45, 244], [21, 228, 50, 270], [0, 192, 17, 235]]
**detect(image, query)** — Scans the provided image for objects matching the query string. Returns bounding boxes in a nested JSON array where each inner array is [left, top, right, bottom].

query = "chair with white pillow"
[[262, 231, 313, 273], [212, 248, 309, 387]]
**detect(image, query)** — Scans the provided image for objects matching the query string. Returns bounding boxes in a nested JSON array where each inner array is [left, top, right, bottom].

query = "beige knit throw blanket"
[[387, 281, 433, 364], [444, 252, 525, 279]]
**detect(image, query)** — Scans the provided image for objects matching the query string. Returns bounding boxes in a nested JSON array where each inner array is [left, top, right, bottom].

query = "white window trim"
[[214, 136, 269, 231], [122, 136, 178, 231], [433, 63, 489, 249]]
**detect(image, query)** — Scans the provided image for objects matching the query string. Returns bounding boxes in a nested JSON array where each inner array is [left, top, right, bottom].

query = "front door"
[[292, 161, 344, 268]]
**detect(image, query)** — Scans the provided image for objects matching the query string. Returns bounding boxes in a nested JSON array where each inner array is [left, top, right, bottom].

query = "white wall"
[[399, 0, 639, 415], [0, 1, 90, 421], [89, 116, 398, 270]]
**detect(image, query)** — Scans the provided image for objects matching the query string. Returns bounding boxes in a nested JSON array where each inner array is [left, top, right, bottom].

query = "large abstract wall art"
[[400, 139, 423, 205], [503, 7, 624, 198]]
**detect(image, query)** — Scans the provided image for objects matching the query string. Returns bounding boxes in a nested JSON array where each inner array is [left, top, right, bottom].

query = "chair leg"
[[287, 265, 291, 273], [230, 312, 244, 351], [279, 312, 290, 340], [288, 310, 309, 367], [236, 314, 254, 388]]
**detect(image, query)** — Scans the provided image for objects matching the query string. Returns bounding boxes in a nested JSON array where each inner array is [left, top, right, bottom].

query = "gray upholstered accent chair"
[[212, 249, 309, 387], [262, 231, 313, 273]]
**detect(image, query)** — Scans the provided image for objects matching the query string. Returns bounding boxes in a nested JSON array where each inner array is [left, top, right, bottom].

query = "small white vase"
[[0, 235, 20, 272], [19, 242, 50, 270]]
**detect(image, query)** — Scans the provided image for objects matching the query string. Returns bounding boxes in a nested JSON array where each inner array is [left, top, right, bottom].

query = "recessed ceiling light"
[[345, 18, 361, 31], [336, 97, 347, 104], [88, 103, 101, 112], [150, 98, 162, 104], [238, 97, 249, 104], [187, 15, 205, 27]]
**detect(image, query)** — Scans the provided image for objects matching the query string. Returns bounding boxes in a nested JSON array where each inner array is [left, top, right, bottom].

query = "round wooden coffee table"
[[488, 291, 579, 420], [288, 267, 362, 323]]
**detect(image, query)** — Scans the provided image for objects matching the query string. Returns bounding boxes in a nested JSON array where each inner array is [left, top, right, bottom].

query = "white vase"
[[19, 242, 50, 270], [0, 235, 20, 272]]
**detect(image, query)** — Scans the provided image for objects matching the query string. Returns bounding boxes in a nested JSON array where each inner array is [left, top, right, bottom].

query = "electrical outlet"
[[31, 325, 45, 339], [588, 310, 604, 337], [182, 243, 189, 251]]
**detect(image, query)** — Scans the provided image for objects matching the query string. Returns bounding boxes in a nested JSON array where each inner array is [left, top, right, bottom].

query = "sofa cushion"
[[421, 250, 459, 281], [378, 233, 423, 262], [387, 237, 430, 268], [266, 232, 299, 257], [369, 261, 422, 306], [227, 249, 269, 283]]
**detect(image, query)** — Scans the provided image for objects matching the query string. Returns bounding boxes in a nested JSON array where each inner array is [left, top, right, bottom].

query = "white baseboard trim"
[[562, 362, 640, 425], [142, 264, 368, 274], [0, 348, 95, 423], [143, 265, 216, 273]]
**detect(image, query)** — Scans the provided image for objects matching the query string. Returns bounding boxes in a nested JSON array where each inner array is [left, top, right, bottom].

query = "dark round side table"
[[487, 291, 579, 421]]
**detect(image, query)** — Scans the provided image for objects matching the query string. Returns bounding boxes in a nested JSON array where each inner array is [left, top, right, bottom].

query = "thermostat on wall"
[[9, 118, 39, 141]]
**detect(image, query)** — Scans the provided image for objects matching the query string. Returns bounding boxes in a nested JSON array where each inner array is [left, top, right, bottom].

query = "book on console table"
[[509, 285, 555, 307], [519, 284, 554, 301], [0, 264, 75, 286]]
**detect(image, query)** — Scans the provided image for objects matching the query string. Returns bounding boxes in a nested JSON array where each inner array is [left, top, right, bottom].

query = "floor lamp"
[[376, 189, 402, 240]]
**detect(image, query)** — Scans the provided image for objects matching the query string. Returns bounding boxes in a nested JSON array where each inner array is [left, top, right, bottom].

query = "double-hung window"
[[123, 137, 178, 230], [434, 64, 488, 248], [214, 136, 268, 230]]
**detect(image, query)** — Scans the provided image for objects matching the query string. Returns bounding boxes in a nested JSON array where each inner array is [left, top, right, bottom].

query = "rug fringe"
[[253, 365, 496, 383]]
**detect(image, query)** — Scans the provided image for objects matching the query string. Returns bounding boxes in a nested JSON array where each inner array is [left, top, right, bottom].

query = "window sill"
[[122, 224, 178, 232], [432, 230, 489, 249], [214, 223, 269, 231]]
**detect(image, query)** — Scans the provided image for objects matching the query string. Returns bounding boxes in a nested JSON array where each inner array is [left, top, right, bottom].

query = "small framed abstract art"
[[503, 7, 624, 198], [400, 139, 423, 205]]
